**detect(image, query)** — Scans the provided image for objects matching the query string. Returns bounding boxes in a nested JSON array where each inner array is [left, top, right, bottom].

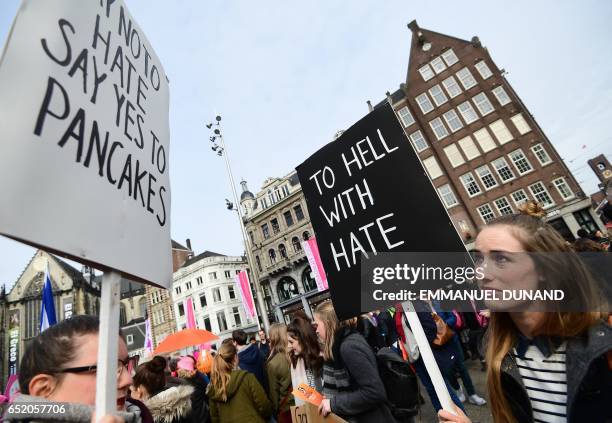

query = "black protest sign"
[[296, 103, 466, 319]]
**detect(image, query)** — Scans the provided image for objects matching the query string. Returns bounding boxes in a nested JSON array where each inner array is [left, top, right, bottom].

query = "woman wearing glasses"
[[4, 315, 153, 423]]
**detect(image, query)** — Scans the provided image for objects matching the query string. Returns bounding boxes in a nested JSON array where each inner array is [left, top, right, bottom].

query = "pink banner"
[[3, 374, 19, 402], [236, 270, 256, 319], [303, 237, 328, 291], [185, 297, 197, 329]]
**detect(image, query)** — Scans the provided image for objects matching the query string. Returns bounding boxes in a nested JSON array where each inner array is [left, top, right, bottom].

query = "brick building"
[[374, 21, 603, 242]]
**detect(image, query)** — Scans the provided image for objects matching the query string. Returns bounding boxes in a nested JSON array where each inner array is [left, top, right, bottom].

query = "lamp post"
[[206, 115, 270, 333]]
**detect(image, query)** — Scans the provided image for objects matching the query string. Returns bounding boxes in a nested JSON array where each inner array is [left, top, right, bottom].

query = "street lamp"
[[206, 115, 271, 333]]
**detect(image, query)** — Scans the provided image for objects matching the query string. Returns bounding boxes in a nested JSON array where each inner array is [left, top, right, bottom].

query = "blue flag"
[[39, 262, 57, 332]]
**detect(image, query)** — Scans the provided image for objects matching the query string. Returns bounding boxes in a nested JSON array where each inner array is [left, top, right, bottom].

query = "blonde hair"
[[210, 342, 237, 402], [481, 200, 606, 423], [314, 301, 357, 361], [267, 323, 290, 364]]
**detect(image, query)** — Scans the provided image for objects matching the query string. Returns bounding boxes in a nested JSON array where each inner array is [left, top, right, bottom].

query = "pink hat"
[[177, 356, 195, 371]]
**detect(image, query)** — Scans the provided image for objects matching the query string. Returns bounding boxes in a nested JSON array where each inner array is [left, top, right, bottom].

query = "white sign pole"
[[401, 301, 456, 415], [95, 271, 121, 420]]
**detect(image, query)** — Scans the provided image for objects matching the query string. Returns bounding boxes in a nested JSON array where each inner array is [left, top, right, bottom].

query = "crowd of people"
[[2, 201, 610, 423]]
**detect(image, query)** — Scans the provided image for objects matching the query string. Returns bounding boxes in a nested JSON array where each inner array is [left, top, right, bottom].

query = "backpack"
[[376, 347, 420, 421]]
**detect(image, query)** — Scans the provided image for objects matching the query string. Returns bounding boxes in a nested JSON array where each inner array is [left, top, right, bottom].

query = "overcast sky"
[[1, 0, 611, 291]]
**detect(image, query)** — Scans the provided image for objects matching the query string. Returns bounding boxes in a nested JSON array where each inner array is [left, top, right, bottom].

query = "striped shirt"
[[512, 342, 567, 423]]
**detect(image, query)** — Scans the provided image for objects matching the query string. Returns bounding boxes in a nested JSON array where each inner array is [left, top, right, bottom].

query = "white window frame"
[[438, 184, 459, 208], [475, 60, 493, 79], [443, 143, 465, 168], [443, 109, 463, 133], [492, 85, 511, 106], [473, 127, 497, 153], [477, 203, 496, 224], [419, 64, 435, 82], [458, 136, 481, 160], [442, 76, 462, 98], [553, 177, 574, 200], [429, 84, 448, 106], [488, 119, 513, 144], [460, 172, 482, 197], [409, 130, 428, 152], [528, 181, 555, 209], [423, 156, 444, 180], [126, 334, 134, 345], [531, 143, 553, 166], [397, 106, 415, 127], [456, 67, 477, 90], [509, 148, 534, 175], [491, 157, 516, 182], [457, 101, 478, 124], [430, 56, 447, 74], [475, 165, 499, 190], [494, 197, 514, 216], [472, 92, 494, 116], [429, 117, 449, 140], [511, 189, 530, 208], [510, 113, 531, 135], [441, 49, 459, 66], [416, 93, 434, 114]]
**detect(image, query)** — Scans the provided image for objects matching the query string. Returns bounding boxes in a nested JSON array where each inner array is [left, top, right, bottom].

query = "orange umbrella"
[[153, 329, 219, 355]]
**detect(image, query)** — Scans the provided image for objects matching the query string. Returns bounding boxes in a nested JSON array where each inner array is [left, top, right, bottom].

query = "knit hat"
[[177, 356, 195, 371]]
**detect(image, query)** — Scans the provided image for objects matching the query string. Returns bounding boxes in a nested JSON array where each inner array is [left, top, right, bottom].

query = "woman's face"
[[47, 334, 132, 409], [287, 334, 302, 355], [313, 314, 326, 342], [474, 225, 541, 311]]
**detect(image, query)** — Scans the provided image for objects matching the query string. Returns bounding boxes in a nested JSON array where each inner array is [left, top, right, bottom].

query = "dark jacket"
[[145, 385, 194, 423], [377, 308, 399, 347], [184, 374, 210, 423], [265, 353, 293, 415], [323, 327, 396, 423], [257, 340, 271, 360], [238, 343, 268, 391], [412, 301, 457, 374], [356, 315, 384, 352], [207, 369, 272, 423], [500, 320, 611, 423]]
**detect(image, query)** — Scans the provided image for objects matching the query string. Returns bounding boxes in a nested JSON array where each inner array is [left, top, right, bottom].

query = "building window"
[[271, 218, 280, 234], [456, 67, 477, 90], [283, 211, 294, 227], [292, 237, 302, 253], [398, 106, 415, 127], [477, 203, 496, 223], [553, 178, 574, 200], [489, 119, 513, 144], [416, 93, 434, 114], [261, 223, 270, 239], [196, 276, 203, 286], [444, 144, 465, 168], [472, 92, 494, 116], [302, 231, 310, 240], [492, 86, 511, 106], [277, 277, 300, 302], [302, 267, 317, 292], [430, 56, 447, 74], [120, 304, 127, 327], [294, 204, 305, 221], [233, 307, 242, 326], [438, 184, 459, 208], [175, 286, 182, 295], [217, 311, 228, 332], [409, 130, 428, 152], [441, 48, 459, 66], [443, 110, 463, 133], [419, 64, 434, 81], [224, 270, 231, 278], [236, 269, 241, 275], [178, 303, 184, 317], [208, 272, 217, 280], [528, 181, 555, 208], [573, 209, 598, 233], [475, 60, 493, 79], [510, 113, 531, 135], [248, 231, 255, 244], [228, 285, 236, 300], [511, 189, 530, 208], [531, 143, 552, 166], [442, 75, 462, 98], [494, 197, 514, 215], [185, 281, 192, 290], [457, 101, 478, 124], [429, 84, 448, 106], [255, 255, 262, 272], [491, 157, 515, 182], [475, 165, 499, 190], [473, 128, 497, 153], [460, 172, 482, 197], [509, 149, 533, 175], [268, 249, 276, 264], [200, 294, 207, 308], [429, 117, 449, 140], [458, 136, 480, 160], [203, 315, 211, 331], [423, 156, 444, 180], [126, 334, 134, 345], [279, 243, 288, 259], [213, 287, 222, 303]]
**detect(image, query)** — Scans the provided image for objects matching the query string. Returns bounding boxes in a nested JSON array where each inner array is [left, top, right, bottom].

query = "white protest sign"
[[0, 0, 172, 288]]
